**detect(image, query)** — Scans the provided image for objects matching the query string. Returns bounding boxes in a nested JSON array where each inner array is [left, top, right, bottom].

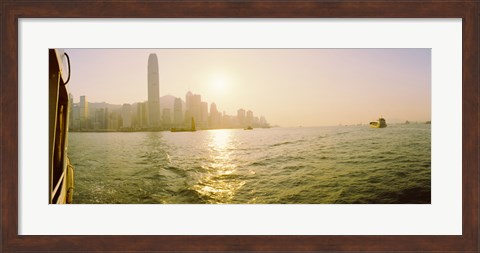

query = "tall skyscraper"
[[147, 53, 160, 127]]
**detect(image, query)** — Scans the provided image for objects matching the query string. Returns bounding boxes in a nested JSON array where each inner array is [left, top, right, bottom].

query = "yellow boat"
[[369, 117, 387, 128]]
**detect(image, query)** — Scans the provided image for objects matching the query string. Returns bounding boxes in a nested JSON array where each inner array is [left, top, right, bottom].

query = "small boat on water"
[[171, 117, 196, 132], [49, 49, 74, 204], [370, 117, 387, 128], [244, 126, 253, 130]]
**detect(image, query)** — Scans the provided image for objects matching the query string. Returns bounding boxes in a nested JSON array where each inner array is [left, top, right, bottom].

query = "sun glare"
[[214, 79, 225, 90], [211, 75, 229, 93]]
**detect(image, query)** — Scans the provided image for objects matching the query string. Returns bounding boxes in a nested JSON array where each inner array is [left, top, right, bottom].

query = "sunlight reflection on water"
[[193, 129, 246, 203]]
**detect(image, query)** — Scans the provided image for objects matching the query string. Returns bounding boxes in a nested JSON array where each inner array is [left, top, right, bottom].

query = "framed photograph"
[[2, 1, 478, 252]]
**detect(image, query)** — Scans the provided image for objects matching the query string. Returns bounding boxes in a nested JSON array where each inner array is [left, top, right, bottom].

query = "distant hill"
[[87, 102, 122, 111], [81, 95, 186, 113], [160, 95, 183, 112], [159, 95, 186, 113]]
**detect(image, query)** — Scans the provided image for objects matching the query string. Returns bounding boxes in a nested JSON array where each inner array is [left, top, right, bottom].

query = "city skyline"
[[64, 48, 431, 127], [68, 89, 269, 131]]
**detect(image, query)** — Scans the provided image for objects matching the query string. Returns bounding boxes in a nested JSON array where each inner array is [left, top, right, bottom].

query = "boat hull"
[[369, 123, 387, 128]]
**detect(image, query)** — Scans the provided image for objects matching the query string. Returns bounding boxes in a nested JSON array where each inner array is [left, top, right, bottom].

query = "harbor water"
[[69, 124, 431, 204]]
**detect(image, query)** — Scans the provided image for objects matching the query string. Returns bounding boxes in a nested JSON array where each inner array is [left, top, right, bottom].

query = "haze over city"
[[65, 48, 431, 127]]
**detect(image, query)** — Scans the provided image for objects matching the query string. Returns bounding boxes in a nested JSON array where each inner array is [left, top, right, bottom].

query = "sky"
[[64, 48, 431, 127]]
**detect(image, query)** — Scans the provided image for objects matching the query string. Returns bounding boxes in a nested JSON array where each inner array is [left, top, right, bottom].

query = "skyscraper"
[[68, 93, 73, 129], [192, 94, 202, 124], [162, 108, 171, 125], [209, 102, 221, 128], [79, 95, 88, 129], [246, 110, 254, 127], [147, 53, 160, 127], [136, 101, 148, 128], [122, 103, 132, 128], [237, 108, 246, 127], [201, 102, 208, 127], [184, 91, 193, 125], [185, 91, 193, 110], [173, 97, 183, 125], [185, 91, 202, 127], [94, 108, 106, 129]]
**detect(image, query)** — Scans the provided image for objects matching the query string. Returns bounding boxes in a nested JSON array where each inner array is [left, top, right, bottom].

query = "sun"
[[211, 75, 229, 94]]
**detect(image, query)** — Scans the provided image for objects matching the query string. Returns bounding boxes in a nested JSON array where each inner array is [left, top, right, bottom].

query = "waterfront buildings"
[[209, 103, 221, 128], [68, 93, 74, 129], [94, 108, 106, 129], [185, 91, 203, 127], [173, 97, 183, 126], [237, 108, 246, 127], [136, 101, 148, 128], [68, 93, 269, 131], [162, 108, 171, 125], [201, 102, 208, 128], [79, 95, 88, 129], [246, 110, 253, 127], [68, 54, 269, 131], [122, 104, 132, 128]]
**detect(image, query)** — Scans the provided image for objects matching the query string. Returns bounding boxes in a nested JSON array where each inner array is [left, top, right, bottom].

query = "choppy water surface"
[[69, 125, 430, 204]]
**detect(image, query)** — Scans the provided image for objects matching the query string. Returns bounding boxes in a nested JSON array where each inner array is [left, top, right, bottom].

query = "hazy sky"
[[64, 48, 431, 127]]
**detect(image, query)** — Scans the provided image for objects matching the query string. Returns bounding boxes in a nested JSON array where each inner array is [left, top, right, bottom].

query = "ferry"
[[369, 117, 387, 128], [49, 49, 74, 204]]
